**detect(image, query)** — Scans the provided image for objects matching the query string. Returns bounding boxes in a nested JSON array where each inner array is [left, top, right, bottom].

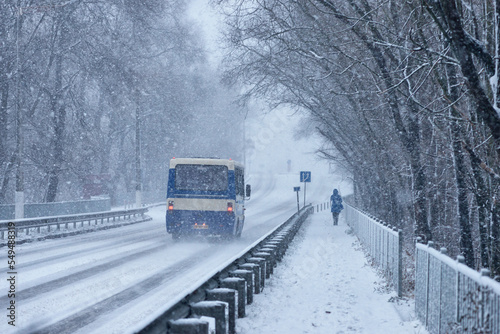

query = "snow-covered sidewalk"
[[236, 209, 428, 334]]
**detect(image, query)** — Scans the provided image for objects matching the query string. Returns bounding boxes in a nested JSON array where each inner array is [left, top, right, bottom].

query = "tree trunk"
[[451, 122, 474, 267], [0, 58, 9, 203], [464, 143, 491, 269], [439, 0, 500, 156], [45, 15, 66, 203], [446, 61, 475, 268]]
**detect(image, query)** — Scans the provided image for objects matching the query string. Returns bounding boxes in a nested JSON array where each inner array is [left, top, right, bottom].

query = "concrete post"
[[206, 288, 237, 334], [239, 263, 261, 294], [246, 257, 266, 289], [168, 318, 209, 334], [229, 269, 254, 305], [252, 251, 272, 278], [190, 301, 228, 334], [258, 246, 277, 274], [264, 241, 284, 260], [220, 277, 246, 318]]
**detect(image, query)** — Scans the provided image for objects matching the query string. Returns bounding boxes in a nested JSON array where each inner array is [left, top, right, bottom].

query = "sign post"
[[300, 171, 311, 208], [293, 186, 300, 212]]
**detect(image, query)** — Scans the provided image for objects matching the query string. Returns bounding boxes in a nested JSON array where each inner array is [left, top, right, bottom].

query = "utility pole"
[[15, 2, 24, 219], [135, 90, 142, 209]]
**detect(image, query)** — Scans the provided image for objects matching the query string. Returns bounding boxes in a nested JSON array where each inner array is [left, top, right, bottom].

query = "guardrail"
[[0, 207, 150, 241], [131, 205, 314, 334], [0, 197, 111, 220], [415, 242, 500, 334], [344, 203, 402, 297]]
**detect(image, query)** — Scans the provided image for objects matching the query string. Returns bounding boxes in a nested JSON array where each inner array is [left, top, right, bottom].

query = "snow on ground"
[[236, 209, 428, 334]]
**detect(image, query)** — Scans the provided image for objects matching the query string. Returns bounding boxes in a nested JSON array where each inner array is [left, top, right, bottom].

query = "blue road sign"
[[300, 171, 311, 182], [294, 186, 300, 192]]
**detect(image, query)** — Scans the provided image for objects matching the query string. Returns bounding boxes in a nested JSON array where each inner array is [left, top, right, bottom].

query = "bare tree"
[[218, 0, 500, 276]]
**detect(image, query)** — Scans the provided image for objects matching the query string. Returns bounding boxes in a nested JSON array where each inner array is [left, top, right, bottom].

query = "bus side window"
[[235, 167, 244, 196]]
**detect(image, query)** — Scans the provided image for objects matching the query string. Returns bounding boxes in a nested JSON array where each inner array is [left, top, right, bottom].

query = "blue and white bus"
[[165, 158, 250, 240]]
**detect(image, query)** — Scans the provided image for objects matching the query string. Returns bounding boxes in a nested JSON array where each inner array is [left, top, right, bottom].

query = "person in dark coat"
[[330, 189, 343, 225]]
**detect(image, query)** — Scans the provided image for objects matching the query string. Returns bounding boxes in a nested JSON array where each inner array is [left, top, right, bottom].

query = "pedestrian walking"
[[330, 189, 343, 225]]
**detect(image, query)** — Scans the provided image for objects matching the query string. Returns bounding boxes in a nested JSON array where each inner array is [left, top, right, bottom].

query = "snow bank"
[[236, 209, 427, 334]]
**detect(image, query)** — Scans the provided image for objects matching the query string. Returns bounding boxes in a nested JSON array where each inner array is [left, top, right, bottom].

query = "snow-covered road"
[[1, 171, 334, 334]]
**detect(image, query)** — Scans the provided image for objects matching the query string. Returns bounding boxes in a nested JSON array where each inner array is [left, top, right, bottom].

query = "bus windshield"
[[175, 164, 228, 192]]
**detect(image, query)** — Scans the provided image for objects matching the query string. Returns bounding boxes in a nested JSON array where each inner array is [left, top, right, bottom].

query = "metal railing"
[[0, 207, 150, 240], [415, 242, 500, 334], [130, 205, 314, 334], [0, 197, 111, 220], [315, 201, 330, 212], [344, 204, 402, 297]]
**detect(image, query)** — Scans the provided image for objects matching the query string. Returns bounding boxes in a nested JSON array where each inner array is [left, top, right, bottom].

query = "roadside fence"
[[344, 203, 402, 297], [415, 242, 500, 334]]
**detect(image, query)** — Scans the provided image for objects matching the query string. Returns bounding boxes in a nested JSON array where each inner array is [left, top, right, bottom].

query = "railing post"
[[456, 255, 465, 327], [438, 248, 448, 334], [425, 241, 434, 328], [480, 269, 491, 331], [397, 229, 402, 297]]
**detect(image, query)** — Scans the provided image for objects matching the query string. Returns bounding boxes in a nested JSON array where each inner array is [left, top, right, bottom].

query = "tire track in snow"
[[14, 218, 164, 258], [32, 254, 208, 334], [0, 242, 167, 304], [3, 231, 164, 271]]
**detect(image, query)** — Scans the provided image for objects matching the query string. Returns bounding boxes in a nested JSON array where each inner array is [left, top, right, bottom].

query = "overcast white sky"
[[187, 0, 224, 66]]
